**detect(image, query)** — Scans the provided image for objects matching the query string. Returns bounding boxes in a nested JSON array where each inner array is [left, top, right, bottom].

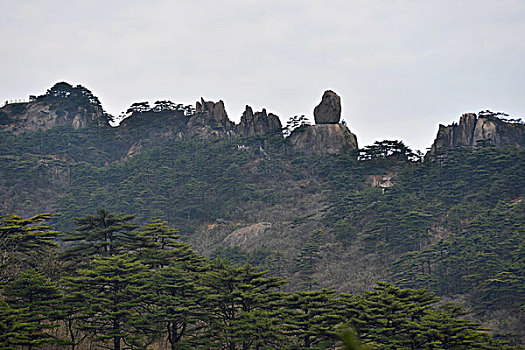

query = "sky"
[[1, 0, 524, 151]]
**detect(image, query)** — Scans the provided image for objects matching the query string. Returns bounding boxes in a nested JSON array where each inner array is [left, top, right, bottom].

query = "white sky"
[[1, 0, 524, 151]]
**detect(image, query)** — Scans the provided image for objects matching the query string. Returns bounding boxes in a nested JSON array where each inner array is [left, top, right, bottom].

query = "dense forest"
[[0, 210, 514, 349], [0, 84, 524, 348]]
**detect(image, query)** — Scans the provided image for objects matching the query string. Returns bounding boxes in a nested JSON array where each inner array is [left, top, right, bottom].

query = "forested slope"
[[1, 84, 524, 347]]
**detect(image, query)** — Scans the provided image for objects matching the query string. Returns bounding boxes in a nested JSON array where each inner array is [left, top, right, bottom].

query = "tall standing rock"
[[314, 90, 341, 124], [289, 90, 357, 155]]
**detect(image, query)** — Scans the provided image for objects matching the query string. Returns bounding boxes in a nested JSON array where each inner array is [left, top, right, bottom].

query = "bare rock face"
[[236, 105, 283, 137], [288, 124, 358, 155], [0, 100, 104, 134], [314, 90, 341, 124], [222, 222, 272, 248], [186, 98, 236, 138], [427, 113, 525, 158]]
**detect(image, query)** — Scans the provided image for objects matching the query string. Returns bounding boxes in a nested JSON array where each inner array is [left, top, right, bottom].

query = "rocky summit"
[[237, 106, 282, 137], [1, 82, 360, 158], [287, 90, 357, 154], [426, 111, 525, 158], [313, 90, 341, 124], [288, 123, 358, 155]]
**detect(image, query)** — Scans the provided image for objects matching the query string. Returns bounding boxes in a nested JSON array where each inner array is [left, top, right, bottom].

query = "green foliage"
[[2, 269, 61, 348], [0, 213, 59, 284], [340, 283, 503, 349], [63, 254, 151, 349], [201, 259, 286, 349], [358, 140, 422, 162], [0, 211, 512, 349], [281, 288, 342, 349], [61, 208, 138, 270], [295, 230, 324, 290]]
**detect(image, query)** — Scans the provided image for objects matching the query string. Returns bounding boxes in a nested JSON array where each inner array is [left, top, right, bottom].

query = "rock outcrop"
[[236, 106, 282, 137], [0, 83, 109, 134], [288, 124, 358, 155], [0, 100, 104, 135], [427, 113, 525, 158], [186, 98, 236, 138], [222, 222, 272, 248], [288, 90, 357, 155], [314, 90, 341, 124]]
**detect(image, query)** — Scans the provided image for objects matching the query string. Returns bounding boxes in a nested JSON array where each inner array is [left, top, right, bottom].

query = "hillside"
[[0, 82, 524, 346]]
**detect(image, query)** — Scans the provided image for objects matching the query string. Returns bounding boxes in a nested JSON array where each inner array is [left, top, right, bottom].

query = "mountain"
[[426, 111, 525, 158], [1, 82, 524, 344]]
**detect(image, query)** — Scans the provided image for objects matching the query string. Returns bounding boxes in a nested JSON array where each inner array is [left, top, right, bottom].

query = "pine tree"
[[281, 288, 342, 349], [2, 269, 61, 349], [0, 213, 59, 283], [201, 259, 285, 349], [295, 230, 323, 291], [351, 283, 438, 349], [63, 254, 150, 350], [61, 208, 138, 270]]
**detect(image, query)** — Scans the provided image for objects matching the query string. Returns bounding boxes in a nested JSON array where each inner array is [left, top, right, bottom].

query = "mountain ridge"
[[0, 81, 524, 343], [2, 82, 524, 157]]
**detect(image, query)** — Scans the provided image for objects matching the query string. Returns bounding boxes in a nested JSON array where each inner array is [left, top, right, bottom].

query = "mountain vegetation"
[[0, 211, 515, 349], [0, 83, 524, 348]]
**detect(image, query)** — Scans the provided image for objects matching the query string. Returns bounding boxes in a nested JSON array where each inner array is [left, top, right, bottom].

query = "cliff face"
[[427, 113, 525, 157], [288, 124, 358, 155], [0, 82, 107, 134], [0, 100, 104, 134]]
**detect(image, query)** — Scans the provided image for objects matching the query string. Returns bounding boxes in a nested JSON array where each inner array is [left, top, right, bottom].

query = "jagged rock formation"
[[314, 90, 341, 124], [427, 112, 525, 158], [186, 98, 237, 138], [1, 83, 363, 157], [236, 106, 282, 137], [288, 124, 358, 155]]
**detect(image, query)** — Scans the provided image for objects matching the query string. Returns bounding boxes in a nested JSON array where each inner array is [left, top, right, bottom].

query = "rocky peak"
[[288, 90, 357, 155], [0, 83, 106, 134], [195, 98, 229, 125], [237, 105, 282, 137], [314, 90, 341, 124], [426, 112, 525, 158], [187, 98, 236, 138]]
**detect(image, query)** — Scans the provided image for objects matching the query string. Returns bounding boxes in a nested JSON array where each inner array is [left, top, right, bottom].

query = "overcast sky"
[[1, 0, 524, 151]]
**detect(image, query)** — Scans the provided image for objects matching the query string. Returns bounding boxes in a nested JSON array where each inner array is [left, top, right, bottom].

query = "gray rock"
[[0, 100, 104, 134], [426, 112, 525, 158], [186, 98, 236, 138], [314, 90, 341, 124], [288, 123, 358, 155], [237, 105, 282, 137]]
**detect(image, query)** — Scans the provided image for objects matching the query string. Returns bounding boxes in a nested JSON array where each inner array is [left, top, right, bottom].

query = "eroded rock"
[[186, 98, 236, 138], [237, 106, 282, 137], [427, 112, 525, 158], [288, 123, 358, 155], [314, 90, 341, 124]]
